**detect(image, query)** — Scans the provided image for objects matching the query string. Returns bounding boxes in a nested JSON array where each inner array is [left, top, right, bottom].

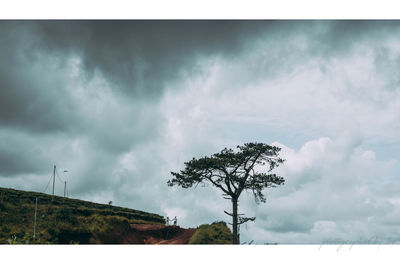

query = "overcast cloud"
[[1, 20, 400, 244]]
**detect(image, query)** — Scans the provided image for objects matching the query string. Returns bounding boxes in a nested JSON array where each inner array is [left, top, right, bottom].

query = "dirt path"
[[129, 224, 196, 244], [156, 228, 196, 244]]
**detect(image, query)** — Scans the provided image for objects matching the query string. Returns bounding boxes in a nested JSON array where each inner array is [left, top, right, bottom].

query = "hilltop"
[[0, 187, 232, 244]]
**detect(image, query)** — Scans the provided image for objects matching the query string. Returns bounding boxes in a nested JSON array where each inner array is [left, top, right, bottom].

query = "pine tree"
[[168, 143, 285, 244]]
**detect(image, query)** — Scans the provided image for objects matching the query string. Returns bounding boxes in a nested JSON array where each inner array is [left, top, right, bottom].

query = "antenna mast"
[[52, 165, 56, 201]]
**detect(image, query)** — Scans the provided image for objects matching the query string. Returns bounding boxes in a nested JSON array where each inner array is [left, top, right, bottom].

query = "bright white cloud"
[[237, 135, 399, 244]]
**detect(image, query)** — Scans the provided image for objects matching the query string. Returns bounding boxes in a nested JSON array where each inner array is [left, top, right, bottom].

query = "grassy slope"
[[0, 187, 233, 244], [0, 187, 165, 244]]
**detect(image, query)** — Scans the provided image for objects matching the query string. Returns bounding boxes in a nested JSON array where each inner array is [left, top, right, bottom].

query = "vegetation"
[[168, 142, 285, 244], [0, 187, 239, 245], [0, 187, 165, 244], [189, 221, 232, 244]]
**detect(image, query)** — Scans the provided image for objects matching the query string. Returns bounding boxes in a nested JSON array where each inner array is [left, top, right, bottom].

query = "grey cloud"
[[0, 20, 275, 145], [30, 20, 276, 97], [373, 47, 400, 92], [0, 25, 77, 134], [259, 213, 314, 233], [0, 130, 49, 176], [306, 21, 400, 56], [3, 20, 400, 135]]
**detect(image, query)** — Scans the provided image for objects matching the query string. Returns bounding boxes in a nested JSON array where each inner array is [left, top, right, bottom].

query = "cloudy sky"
[[1, 20, 400, 244]]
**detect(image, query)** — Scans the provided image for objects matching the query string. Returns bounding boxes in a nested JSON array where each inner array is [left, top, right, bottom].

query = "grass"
[[0, 187, 165, 244]]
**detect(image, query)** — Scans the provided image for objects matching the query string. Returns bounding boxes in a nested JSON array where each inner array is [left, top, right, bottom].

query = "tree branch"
[[206, 176, 229, 195], [224, 210, 233, 217], [238, 216, 256, 225]]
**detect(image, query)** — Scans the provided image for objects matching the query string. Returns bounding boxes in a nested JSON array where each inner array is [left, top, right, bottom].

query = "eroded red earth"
[[93, 223, 196, 244]]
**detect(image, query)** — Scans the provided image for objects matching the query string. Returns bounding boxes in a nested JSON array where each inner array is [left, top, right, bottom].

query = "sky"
[[1, 20, 400, 244]]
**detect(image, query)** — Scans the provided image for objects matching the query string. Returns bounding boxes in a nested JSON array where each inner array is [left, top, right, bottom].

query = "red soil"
[[93, 223, 196, 244]]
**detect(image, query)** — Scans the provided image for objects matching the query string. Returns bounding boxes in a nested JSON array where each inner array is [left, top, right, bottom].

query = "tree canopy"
[[168, 142, 285, 203]]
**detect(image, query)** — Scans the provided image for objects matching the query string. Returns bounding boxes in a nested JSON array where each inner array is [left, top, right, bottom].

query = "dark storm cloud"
[[2, 20, 400, 134], [0, 20, 275, 135], [31, 20, 277, 97], [0, 22, 78, 134], [1, 20, 280, 178], [304, 21, 400, 62], [322, 21, 400, 47]]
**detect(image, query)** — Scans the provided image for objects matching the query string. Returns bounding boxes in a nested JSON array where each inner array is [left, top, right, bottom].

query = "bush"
[[189, 221, 232, 244]]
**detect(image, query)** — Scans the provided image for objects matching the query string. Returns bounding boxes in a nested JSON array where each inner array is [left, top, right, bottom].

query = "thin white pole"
[[52, 165, 56, 201], [33, 197, 38, 239]]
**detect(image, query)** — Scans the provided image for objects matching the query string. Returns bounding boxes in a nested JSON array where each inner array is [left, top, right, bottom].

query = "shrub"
[[189, 221, 232, 244]]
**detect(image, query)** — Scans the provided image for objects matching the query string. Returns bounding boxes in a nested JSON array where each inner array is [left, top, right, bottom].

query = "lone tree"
[[167, 142, 285, 244]]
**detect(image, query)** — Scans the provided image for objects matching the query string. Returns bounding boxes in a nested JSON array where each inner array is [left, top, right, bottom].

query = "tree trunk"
[[232, 197, 239, 244]]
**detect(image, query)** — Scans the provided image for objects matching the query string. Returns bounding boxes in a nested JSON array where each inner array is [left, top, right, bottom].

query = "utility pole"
[[33, 197, 38, 239], [52, 165, 56, 201], [64, 181, 66, 198], [63, 170, 69, 198]]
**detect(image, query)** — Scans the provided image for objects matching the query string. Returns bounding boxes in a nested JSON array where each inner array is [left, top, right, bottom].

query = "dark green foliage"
[[0, 187, 165, 244], [168, 142, 285, 203], [189, 221, 233, 244]]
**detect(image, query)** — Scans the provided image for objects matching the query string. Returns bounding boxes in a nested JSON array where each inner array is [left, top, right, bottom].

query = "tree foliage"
[[168, 142, 285, 203]]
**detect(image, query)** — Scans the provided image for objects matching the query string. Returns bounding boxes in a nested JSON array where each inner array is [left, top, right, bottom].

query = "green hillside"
[[0, 187, 165, 244]]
